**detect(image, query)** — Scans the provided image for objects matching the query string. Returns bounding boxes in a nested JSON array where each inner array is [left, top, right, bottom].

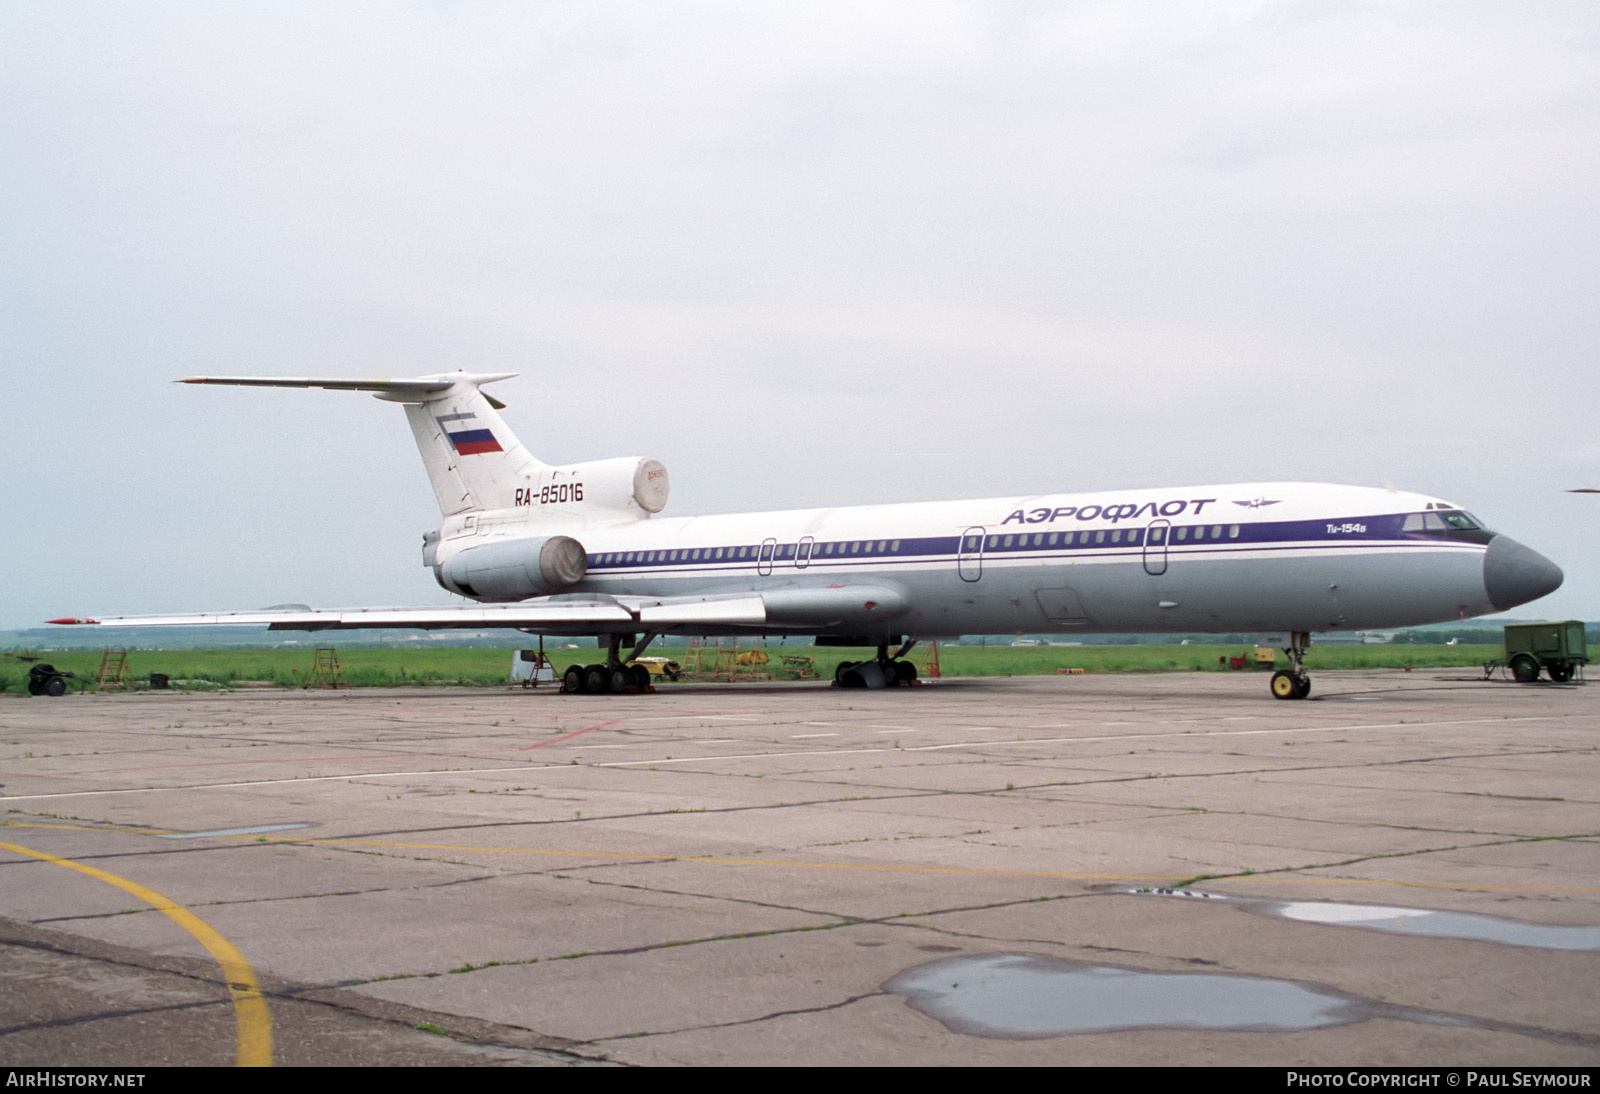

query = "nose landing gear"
[[1269, 632, 1313, 700]]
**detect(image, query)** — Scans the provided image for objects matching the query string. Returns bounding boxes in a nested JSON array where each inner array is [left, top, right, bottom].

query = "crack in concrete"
[[589, 988, 887, 1045], [0, 918, 614, 1066], [1172, 831, 1600, 890]]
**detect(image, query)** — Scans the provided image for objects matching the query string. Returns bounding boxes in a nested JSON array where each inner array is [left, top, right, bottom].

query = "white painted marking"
[[627, 714, 763, 723], [1281, 902, 1434, 924], [0, 715, 1563, 802], [161, 823, 311, 840]]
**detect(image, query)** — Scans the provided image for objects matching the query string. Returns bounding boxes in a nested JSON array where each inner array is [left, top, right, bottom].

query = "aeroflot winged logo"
[[436, 411, 503, 455], [1232, 497, 1283, 509]]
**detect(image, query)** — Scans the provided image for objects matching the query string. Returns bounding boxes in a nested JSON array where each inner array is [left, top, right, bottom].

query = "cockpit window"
[[1402, 509, 1492, 541]]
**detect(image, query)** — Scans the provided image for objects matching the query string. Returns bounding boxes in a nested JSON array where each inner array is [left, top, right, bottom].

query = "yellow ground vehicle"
[[629, 656, 682, 682]]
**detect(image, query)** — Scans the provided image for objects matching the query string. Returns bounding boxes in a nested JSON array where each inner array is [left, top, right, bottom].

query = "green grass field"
[[0, 643, 1502, 694]]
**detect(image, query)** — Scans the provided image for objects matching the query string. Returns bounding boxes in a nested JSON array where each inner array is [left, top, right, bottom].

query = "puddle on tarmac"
[[1129, 888, 1600, 951], [888, 889, 1600, 1040], [1267, 900, 1600, 950], [885, 953, 1389, 1038]]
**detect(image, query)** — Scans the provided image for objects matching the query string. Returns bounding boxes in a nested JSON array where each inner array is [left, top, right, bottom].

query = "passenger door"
[[959, 526, 985, 582], [1143, 520, 1169, 576]]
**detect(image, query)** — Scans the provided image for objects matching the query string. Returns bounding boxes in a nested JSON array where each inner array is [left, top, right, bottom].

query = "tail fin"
[[178, 372, 543, 516]]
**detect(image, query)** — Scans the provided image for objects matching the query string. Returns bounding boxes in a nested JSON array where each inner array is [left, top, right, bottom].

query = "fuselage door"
[[758, 537, 777, 576], [796, 536, 815, 569], [959, 526, 985, 582], [1143, 520, 1170, 576]]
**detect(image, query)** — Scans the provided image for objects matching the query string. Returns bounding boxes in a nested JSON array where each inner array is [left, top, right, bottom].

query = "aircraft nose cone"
[[1483, 535, 1563, 612]]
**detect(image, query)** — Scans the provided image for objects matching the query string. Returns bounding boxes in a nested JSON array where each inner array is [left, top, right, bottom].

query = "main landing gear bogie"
[[833, 659, 918, 688], [833, 642, 921, 689], [560, 632, 659, 695], [562, 661, 654, 695]]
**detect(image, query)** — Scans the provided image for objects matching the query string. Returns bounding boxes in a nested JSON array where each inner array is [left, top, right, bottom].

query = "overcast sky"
[[3, 1, 1596, 629]]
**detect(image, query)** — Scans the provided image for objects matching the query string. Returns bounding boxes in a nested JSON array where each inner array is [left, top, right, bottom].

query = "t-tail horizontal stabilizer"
[[177, 372, 539, 517]]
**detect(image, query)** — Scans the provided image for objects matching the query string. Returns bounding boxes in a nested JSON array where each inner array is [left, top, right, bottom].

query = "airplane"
[[51, 371, 1565, 700]]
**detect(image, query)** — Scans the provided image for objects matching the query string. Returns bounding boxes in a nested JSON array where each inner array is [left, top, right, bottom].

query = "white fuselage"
[[432, 481, 1504, 638]]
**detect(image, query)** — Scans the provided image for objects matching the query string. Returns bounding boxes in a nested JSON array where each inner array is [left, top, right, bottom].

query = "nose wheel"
[[1270, 632, 1313, 700], [1270, 670, 1311, 700]]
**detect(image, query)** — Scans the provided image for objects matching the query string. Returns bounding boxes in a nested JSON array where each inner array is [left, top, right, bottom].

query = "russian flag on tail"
[[436, 411, 503, 455]]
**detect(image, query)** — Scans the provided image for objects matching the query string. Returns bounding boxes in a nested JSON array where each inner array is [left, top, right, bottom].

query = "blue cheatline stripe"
[[585, 542, 1482, 578], [580, 512, 1485, 575]]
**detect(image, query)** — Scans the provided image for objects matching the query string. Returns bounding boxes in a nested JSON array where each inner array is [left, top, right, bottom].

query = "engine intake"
[[533, 457, 668, 514]]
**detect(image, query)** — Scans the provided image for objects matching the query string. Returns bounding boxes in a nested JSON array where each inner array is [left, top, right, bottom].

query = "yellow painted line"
[[7, 821, 1599, 898], [0, 840, 272, 1067], [256, 834, 1600, 896], [2, 821, 173, 836]]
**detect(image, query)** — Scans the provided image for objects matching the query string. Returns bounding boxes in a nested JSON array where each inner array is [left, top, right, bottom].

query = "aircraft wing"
[[48, 585, 908, 634]]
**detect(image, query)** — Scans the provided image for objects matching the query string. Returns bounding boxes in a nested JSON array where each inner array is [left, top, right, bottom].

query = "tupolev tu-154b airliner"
[[51, 371, 1564, 700]]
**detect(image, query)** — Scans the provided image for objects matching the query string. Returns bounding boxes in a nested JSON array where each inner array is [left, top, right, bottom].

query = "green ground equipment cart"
[[1498, 621, 1587, 683]]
